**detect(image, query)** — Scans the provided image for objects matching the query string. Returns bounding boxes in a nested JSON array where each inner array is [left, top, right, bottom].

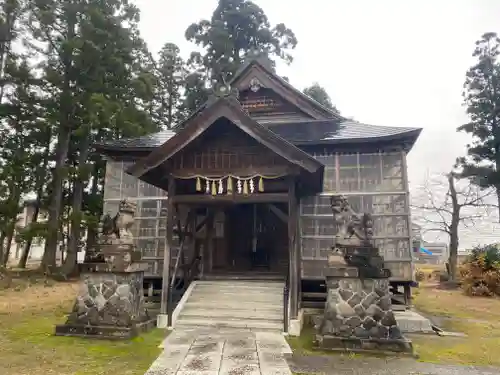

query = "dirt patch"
[[0, 282, 78, 314]]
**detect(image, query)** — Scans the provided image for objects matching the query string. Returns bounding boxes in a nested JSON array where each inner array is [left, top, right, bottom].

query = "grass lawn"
[[288, 282, 500, 368], [0, 272, 164, 375], [411, 283, 500, 367]]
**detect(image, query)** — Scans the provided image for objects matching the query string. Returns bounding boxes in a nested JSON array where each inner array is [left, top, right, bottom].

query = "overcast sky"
[[133, 0, 500, 249]]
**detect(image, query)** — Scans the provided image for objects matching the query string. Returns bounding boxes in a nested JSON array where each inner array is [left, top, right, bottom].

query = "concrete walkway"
[[145, 328, 293, 375], [289, 353, 500, 375]]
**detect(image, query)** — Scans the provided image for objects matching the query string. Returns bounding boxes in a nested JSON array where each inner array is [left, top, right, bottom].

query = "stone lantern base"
[[55, 265, 156, 340]]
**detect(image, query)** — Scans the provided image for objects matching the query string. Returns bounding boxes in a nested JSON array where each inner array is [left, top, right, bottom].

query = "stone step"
[[183, 301, 283, 312], [191, 287, 284, 294], [175, 317, 283, 332], [179, 308, 283, 321], [194, 281, 284, 289], [190, 286, 284, 294], [188, 291, 283, 302], [190, 286, 284, 293]]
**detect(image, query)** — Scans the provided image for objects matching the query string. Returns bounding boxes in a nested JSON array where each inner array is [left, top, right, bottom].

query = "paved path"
[[289, 353, 500, 375], [145, 328, 293, 375]]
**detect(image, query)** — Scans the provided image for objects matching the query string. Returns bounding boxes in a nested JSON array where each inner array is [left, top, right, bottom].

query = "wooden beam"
[[160, 176, 175, 315], [172, 193, 289, 205], [267, 203, 288, 223], [288, 178, 299, 319]]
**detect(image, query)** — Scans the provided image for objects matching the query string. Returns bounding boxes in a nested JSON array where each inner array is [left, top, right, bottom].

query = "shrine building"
[[95, 53, 421, 333]]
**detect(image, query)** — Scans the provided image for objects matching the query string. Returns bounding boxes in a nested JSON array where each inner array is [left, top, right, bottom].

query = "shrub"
[[461, 244, 500, 297], [415, 270, 425, 282]]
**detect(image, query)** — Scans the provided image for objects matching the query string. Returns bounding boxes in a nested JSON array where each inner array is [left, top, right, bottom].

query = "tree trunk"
[[496, 186, 500, 223], [60, 133, 91, 276], [85, 162, 100, 255], [2, 221, 16, 266], [41, 6, 76, 274], [42, 127, 72, 272], [18, 196, 42, 269], [0, 0, 20, 103], [0, 231, 6, 266], [448, 174, 460, 282], [18, 136, 51, 269]]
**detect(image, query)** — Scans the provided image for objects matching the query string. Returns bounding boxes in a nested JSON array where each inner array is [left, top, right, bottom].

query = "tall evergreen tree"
[[182, 0, 297, 116], [153, 43, 186, 129], [458, 32, 500, 219], [25, 0, 158, 273], [0, 58, 46, 265], [303, 83, 339, 114]]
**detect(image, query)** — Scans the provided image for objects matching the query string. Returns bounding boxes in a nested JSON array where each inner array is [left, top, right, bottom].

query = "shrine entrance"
[[126, 95, 325, 321], [207, 203, 289, 276]]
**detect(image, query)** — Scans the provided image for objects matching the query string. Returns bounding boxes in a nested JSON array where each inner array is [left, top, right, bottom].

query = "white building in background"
[[7, 200, 46, 264], [411, 223, 448, 265]]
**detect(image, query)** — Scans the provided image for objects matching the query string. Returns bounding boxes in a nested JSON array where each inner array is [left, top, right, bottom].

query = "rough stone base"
[[55, 270, 154, 340], [318, 276, 405, 340], [55, 318, 156, 340], [315, 334, 414, 356]]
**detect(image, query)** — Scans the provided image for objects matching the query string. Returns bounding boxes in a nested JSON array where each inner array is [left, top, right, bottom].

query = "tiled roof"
[[97, 129, 176, 150], [268, 120, 421, 144], [95, 119, 421, 151]]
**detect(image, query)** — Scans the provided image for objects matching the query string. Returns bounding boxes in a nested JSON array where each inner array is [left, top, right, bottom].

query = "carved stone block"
[[55, 270, 155, 339], [314, 276, 413, 355]]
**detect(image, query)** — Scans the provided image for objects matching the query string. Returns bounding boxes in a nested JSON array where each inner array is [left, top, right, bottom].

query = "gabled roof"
[[93, 54, 422, 154], [269, 120, 422, 146], [231, 56, 342, 120], [126, 95, 324, 190], [95, 119, 421, 153]]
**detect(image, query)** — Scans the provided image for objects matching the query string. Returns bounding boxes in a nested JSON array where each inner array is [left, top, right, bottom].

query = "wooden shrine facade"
[[126, 95, 325, 320], [95, 52, 423, 321]]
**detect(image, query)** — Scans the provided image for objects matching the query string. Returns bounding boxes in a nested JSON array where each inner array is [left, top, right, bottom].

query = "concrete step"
[[194, 282, 284, 289], [183, 301, 283, 312], [175, 317, 283, 332], [191, 289, 284, 296], [190, 288, 284, 295], [173, 280, 285, 333], [188, 292, 284, 303], [179, 308, 283, 321]]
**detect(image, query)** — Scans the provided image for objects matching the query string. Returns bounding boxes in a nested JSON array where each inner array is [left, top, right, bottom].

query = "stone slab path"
[[145, 328, 293, 375], [289, 353, 500, 375]]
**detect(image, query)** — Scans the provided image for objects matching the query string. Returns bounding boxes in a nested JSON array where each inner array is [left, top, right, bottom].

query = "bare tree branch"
[[411, 170, 496, 281]]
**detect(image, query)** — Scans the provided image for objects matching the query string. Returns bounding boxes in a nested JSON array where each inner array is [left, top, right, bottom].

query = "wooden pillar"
[[296, 196, 302, 306], [204, 210, 215, 275], [288, 178, 299, 319], [160, 176, 175, 315]]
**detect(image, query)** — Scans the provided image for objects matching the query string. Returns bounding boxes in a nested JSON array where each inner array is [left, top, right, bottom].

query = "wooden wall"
[[299, 150, 414, 282]]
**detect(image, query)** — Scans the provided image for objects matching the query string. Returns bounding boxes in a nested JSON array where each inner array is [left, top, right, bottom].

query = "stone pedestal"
[[55, 267, 156, 339], [314, 269, 413, 355]]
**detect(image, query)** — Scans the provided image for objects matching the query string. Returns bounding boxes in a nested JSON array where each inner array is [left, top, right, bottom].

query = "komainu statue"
[[99, 199, 137, 246], [330, 195, 390, 278], [330, 195, 374, 247], [85, 199, 141, 271]]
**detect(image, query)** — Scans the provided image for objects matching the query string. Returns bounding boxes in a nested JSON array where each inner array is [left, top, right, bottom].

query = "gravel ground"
[[287, 354, 500, 375]]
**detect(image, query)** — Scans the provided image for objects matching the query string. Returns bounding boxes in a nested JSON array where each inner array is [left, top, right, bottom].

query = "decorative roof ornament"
[[249, 77, 262, 92], [210, 62, 240, 99]]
